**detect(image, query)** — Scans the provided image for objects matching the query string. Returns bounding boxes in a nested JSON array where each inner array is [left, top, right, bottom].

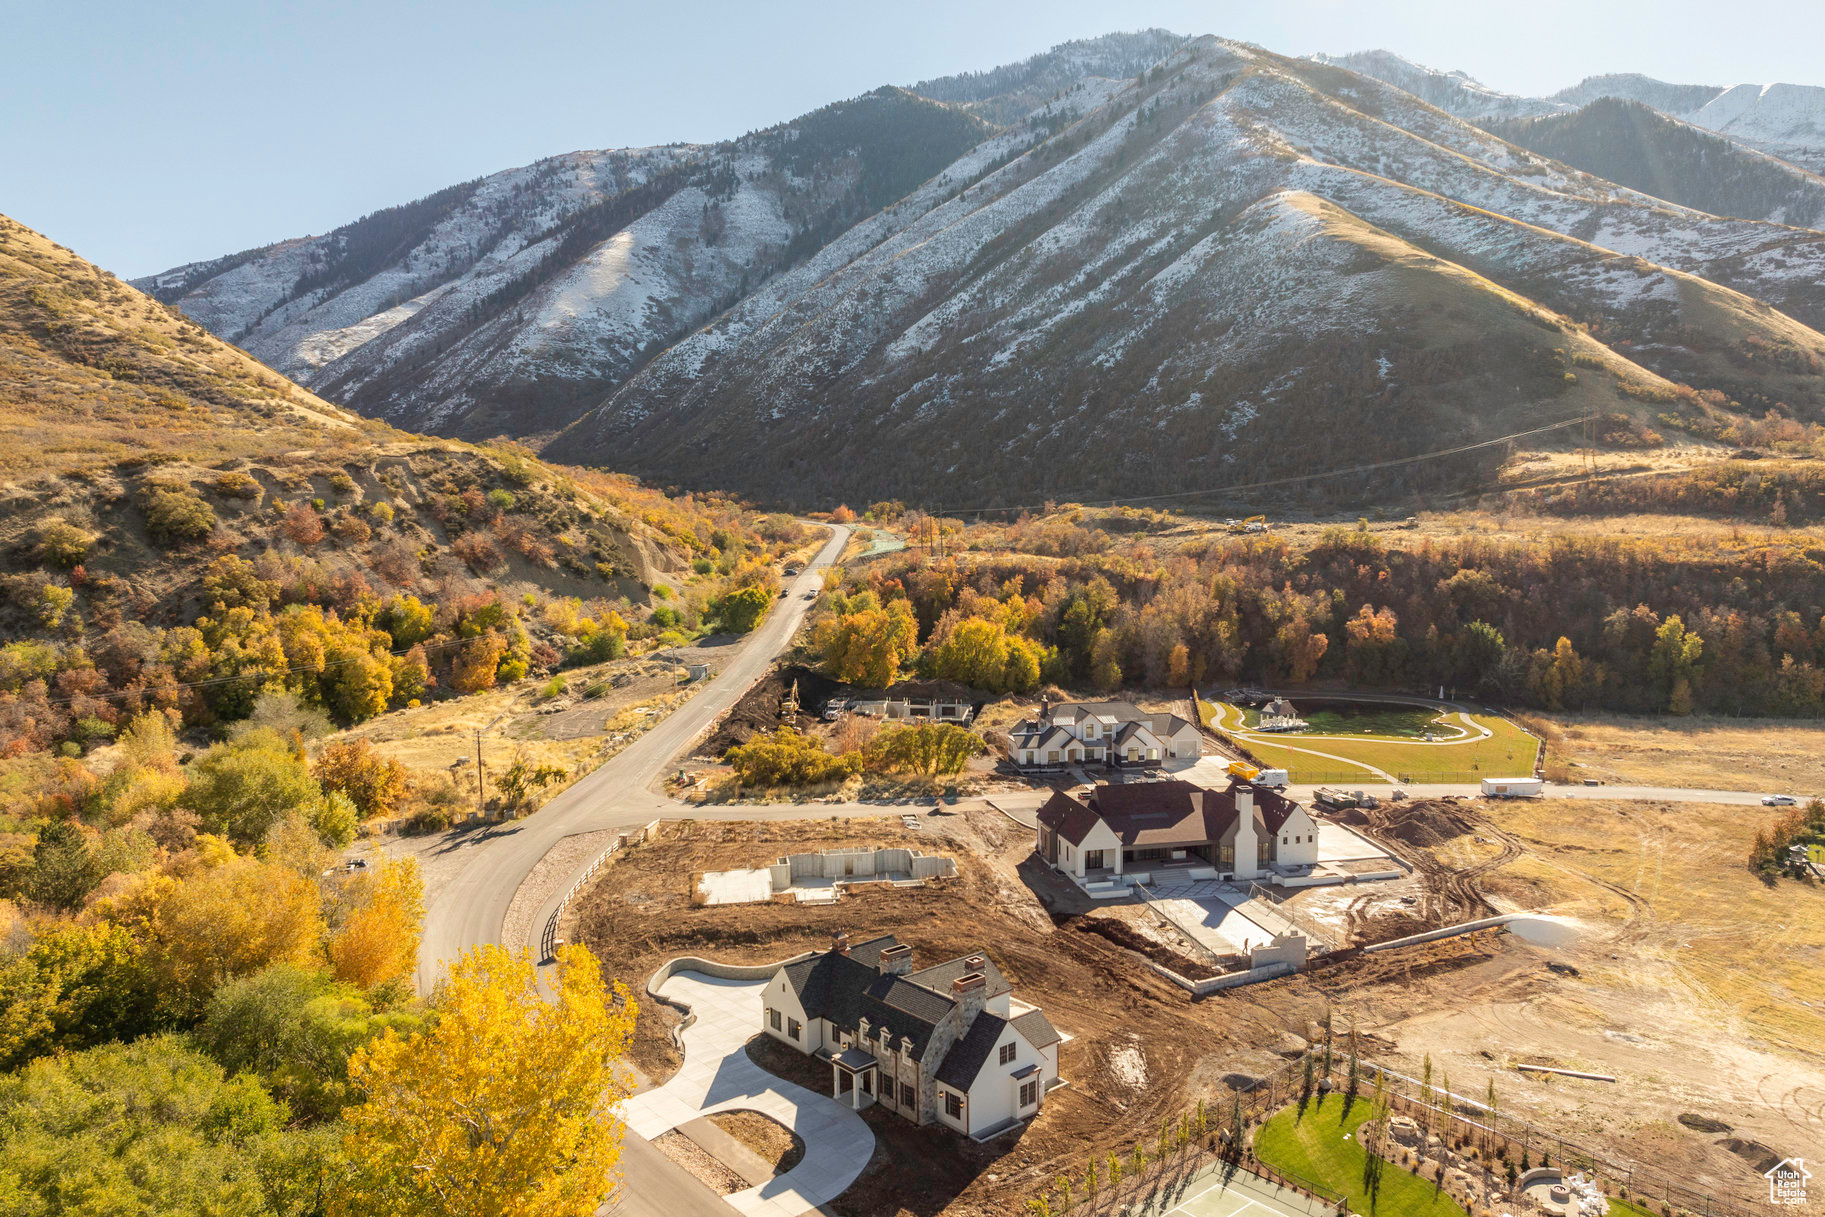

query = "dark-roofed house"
[[762, 933, 1063, 1139], [1034, 779, 1320, 889], [1008, 700, 1201, 770]]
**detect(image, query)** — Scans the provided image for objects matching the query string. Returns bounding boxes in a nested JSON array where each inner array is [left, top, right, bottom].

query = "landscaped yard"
[[1203, 697, 1538, 783], [1254, 1093, 1469, 1217]]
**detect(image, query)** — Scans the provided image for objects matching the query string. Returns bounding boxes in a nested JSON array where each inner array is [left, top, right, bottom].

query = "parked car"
[[1763, 794, 1798, 806], [784, 566, 801, 576], [803, 591, 816, 599]]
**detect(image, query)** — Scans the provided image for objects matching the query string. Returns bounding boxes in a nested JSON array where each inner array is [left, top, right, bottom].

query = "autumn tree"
[[314, 739, 410, 820], [112, 856, 326, 1018], [187, 728, 325, 848], [816, 596, 919, 687], [866, 722, 984, 777], [335, 943, 636, 1217], [725, 729, 860, 787], [328, 856, 426, 991], [711, 585, 773, 634]]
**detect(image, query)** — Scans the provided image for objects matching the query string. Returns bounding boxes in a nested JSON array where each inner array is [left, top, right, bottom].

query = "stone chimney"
[[879, 943, 913, 975], [833, 931, 850, 955], [951, 972, 988, 1031], [1233, 788, 1259, 879]]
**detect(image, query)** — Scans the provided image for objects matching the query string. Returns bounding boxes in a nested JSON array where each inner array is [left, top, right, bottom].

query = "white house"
[[761, 933, 1062, 1139], [1034, 778, 1321, 883], [1009, 700, 1202, 770], [848, 679, 976, 723]]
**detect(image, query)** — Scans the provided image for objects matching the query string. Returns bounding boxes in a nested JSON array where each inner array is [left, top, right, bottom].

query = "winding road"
[[411, 523, 852, 1217]]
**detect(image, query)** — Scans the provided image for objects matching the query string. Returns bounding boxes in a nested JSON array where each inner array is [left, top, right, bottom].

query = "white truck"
[[1481, 777, 1544, 799], [1253, 767, 1291, 789]]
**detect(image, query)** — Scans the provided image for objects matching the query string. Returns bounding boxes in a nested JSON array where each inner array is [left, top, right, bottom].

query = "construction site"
[[564, 790, 1822, 1217]]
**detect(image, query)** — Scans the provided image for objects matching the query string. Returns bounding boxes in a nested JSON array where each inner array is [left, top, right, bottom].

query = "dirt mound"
[[1677, 1113, 1732, 1133], [1070, 915, 1223, 980], [699, 664, 847, 756], [1371, 800, 1476, 848], [1718, 1137, 1782, 1173]]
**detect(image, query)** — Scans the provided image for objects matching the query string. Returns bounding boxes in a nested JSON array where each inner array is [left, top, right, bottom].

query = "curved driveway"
[[414, 522, 851, 992], [622, 972, 875, 1217]]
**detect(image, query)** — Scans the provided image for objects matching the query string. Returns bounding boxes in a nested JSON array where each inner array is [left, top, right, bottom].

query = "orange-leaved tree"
[[328, 856, 425, 990], [334, 942, 637, 1217]]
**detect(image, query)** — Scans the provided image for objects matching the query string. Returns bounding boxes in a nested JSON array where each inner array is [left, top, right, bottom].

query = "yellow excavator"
[[1227, 515, 1267, 534]]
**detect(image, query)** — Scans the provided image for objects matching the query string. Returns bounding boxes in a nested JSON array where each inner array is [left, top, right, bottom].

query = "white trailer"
[[1481, 777, 1543, 798]]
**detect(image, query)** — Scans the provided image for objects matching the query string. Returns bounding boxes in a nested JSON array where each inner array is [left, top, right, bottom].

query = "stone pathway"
[[621, 971, 875, 1217]]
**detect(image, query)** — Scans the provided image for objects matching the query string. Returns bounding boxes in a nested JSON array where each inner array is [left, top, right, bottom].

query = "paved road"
[[414, 522, 851, 994]]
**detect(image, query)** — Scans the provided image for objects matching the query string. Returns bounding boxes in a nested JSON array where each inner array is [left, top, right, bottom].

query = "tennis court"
[[1135, 1165, 1335, 1217]]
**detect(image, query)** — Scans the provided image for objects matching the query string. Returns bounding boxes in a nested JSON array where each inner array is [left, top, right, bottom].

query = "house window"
[[769, 1008, 782, 1031], [1020, 1079, 1039, 1107], [1048, 750, 1060, 764], [901, 1081, 916, 1106], [999, 1042, 1016, 1066], [944, 1092, 963, 1119], [788, 1018, 801, 1041]]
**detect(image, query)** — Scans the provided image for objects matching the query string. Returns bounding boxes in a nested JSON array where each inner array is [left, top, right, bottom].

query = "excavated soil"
[[698, 663, 847, 756]]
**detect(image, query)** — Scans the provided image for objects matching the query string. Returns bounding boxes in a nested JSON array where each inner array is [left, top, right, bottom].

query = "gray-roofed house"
[[1008, 700, 1201, 770], [761, 932, 1063, 1139]]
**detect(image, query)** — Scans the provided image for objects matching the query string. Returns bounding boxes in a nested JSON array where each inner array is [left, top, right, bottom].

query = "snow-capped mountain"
[[557, 36, 1825, 504], [137, 33, 1172, 440], [1315, 50, 1825, 172]]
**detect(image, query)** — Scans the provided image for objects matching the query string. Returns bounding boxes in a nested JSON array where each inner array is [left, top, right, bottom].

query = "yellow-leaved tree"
[[335, 942, 637, 1217], [328, 856, 425, 990]]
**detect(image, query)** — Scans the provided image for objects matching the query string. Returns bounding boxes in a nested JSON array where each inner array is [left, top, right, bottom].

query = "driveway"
[[621, 971, 875, 1217]]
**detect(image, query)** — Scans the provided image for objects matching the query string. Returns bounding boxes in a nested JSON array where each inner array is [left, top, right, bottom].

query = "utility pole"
[[474, 713, 506, 820]]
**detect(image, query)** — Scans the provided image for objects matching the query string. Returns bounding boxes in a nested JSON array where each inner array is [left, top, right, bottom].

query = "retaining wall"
[[643, 952, 819, 1050], [1147, 959, 1301, 996], [1360, 913, 1520, 953]]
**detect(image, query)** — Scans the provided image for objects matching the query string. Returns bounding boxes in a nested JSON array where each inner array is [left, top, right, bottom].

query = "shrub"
[[368, 500, 395, 524], [451, 532, 504, 573], [725, 728, 860, 787], [486, 488, 516, 511], [212, 471, 261, 499], [144, 488, 216, 546], [332, 515, 373, 545], [281, 503, 325, 546], [35, 519, 93, 567], [692, 557, 714, 575], [328, 472, 356, 496]]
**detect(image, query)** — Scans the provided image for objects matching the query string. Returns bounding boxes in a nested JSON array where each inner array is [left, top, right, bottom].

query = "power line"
[[23, 633, 476, 710], [924, 414, 1595, 519]]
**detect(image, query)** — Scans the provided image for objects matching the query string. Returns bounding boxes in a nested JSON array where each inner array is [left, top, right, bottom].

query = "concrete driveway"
[[621, 971, 875, 1217]]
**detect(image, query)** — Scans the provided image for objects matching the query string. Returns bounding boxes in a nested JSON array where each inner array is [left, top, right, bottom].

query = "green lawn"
[[1809, 843, 1825, 864], [1603, 1198, 1663, 1217], [1254, 1094, 1470, 1217], [1213, 702, 1538, 784]]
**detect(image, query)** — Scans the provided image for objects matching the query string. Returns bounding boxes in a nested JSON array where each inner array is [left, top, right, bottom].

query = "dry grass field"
[[1525, 713, 1825, 793]]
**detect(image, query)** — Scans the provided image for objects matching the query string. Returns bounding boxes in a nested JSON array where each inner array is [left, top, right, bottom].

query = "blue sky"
[[5, 0, 1820, 278]]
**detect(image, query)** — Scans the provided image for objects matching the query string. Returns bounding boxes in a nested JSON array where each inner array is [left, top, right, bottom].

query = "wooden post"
[[475, 729, 485, 819]]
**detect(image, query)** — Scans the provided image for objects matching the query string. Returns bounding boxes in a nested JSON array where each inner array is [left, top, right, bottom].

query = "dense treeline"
[[289, 180, 485, 301], [1505, 459, 1825, 524], [751, 86, 992, 210], [821, 516, 1825, 716]]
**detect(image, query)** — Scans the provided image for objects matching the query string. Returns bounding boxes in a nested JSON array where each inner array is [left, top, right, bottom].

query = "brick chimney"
[[951, 972, 988, 1030], [879, 943, 913, 975], [833, 931, 850, 955]]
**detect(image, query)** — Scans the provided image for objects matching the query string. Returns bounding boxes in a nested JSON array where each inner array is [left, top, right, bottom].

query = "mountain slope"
[[1, 213, 383, 477], [1490, 99, 1825, 227], [909, 29, 1187, 124], [138, 90, 992, 440], [1, 212, 762, 624], [556, 37, 1825, 506], [1314, 50, 1825, 172]]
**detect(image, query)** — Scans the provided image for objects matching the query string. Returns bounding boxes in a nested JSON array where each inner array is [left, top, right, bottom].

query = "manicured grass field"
[[1254, 1094, 1469, 1217], [1209, 699, 1539, 783]]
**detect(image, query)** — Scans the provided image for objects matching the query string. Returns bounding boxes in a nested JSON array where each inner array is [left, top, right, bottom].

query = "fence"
[[538, 819, 661, 961], [1034, 1045, 1758, 1217], [1238, 1054, 1762, 1217]]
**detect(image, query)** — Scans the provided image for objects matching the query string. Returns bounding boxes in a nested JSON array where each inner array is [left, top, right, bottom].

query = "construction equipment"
[[1227, 760, 1261, 781]]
